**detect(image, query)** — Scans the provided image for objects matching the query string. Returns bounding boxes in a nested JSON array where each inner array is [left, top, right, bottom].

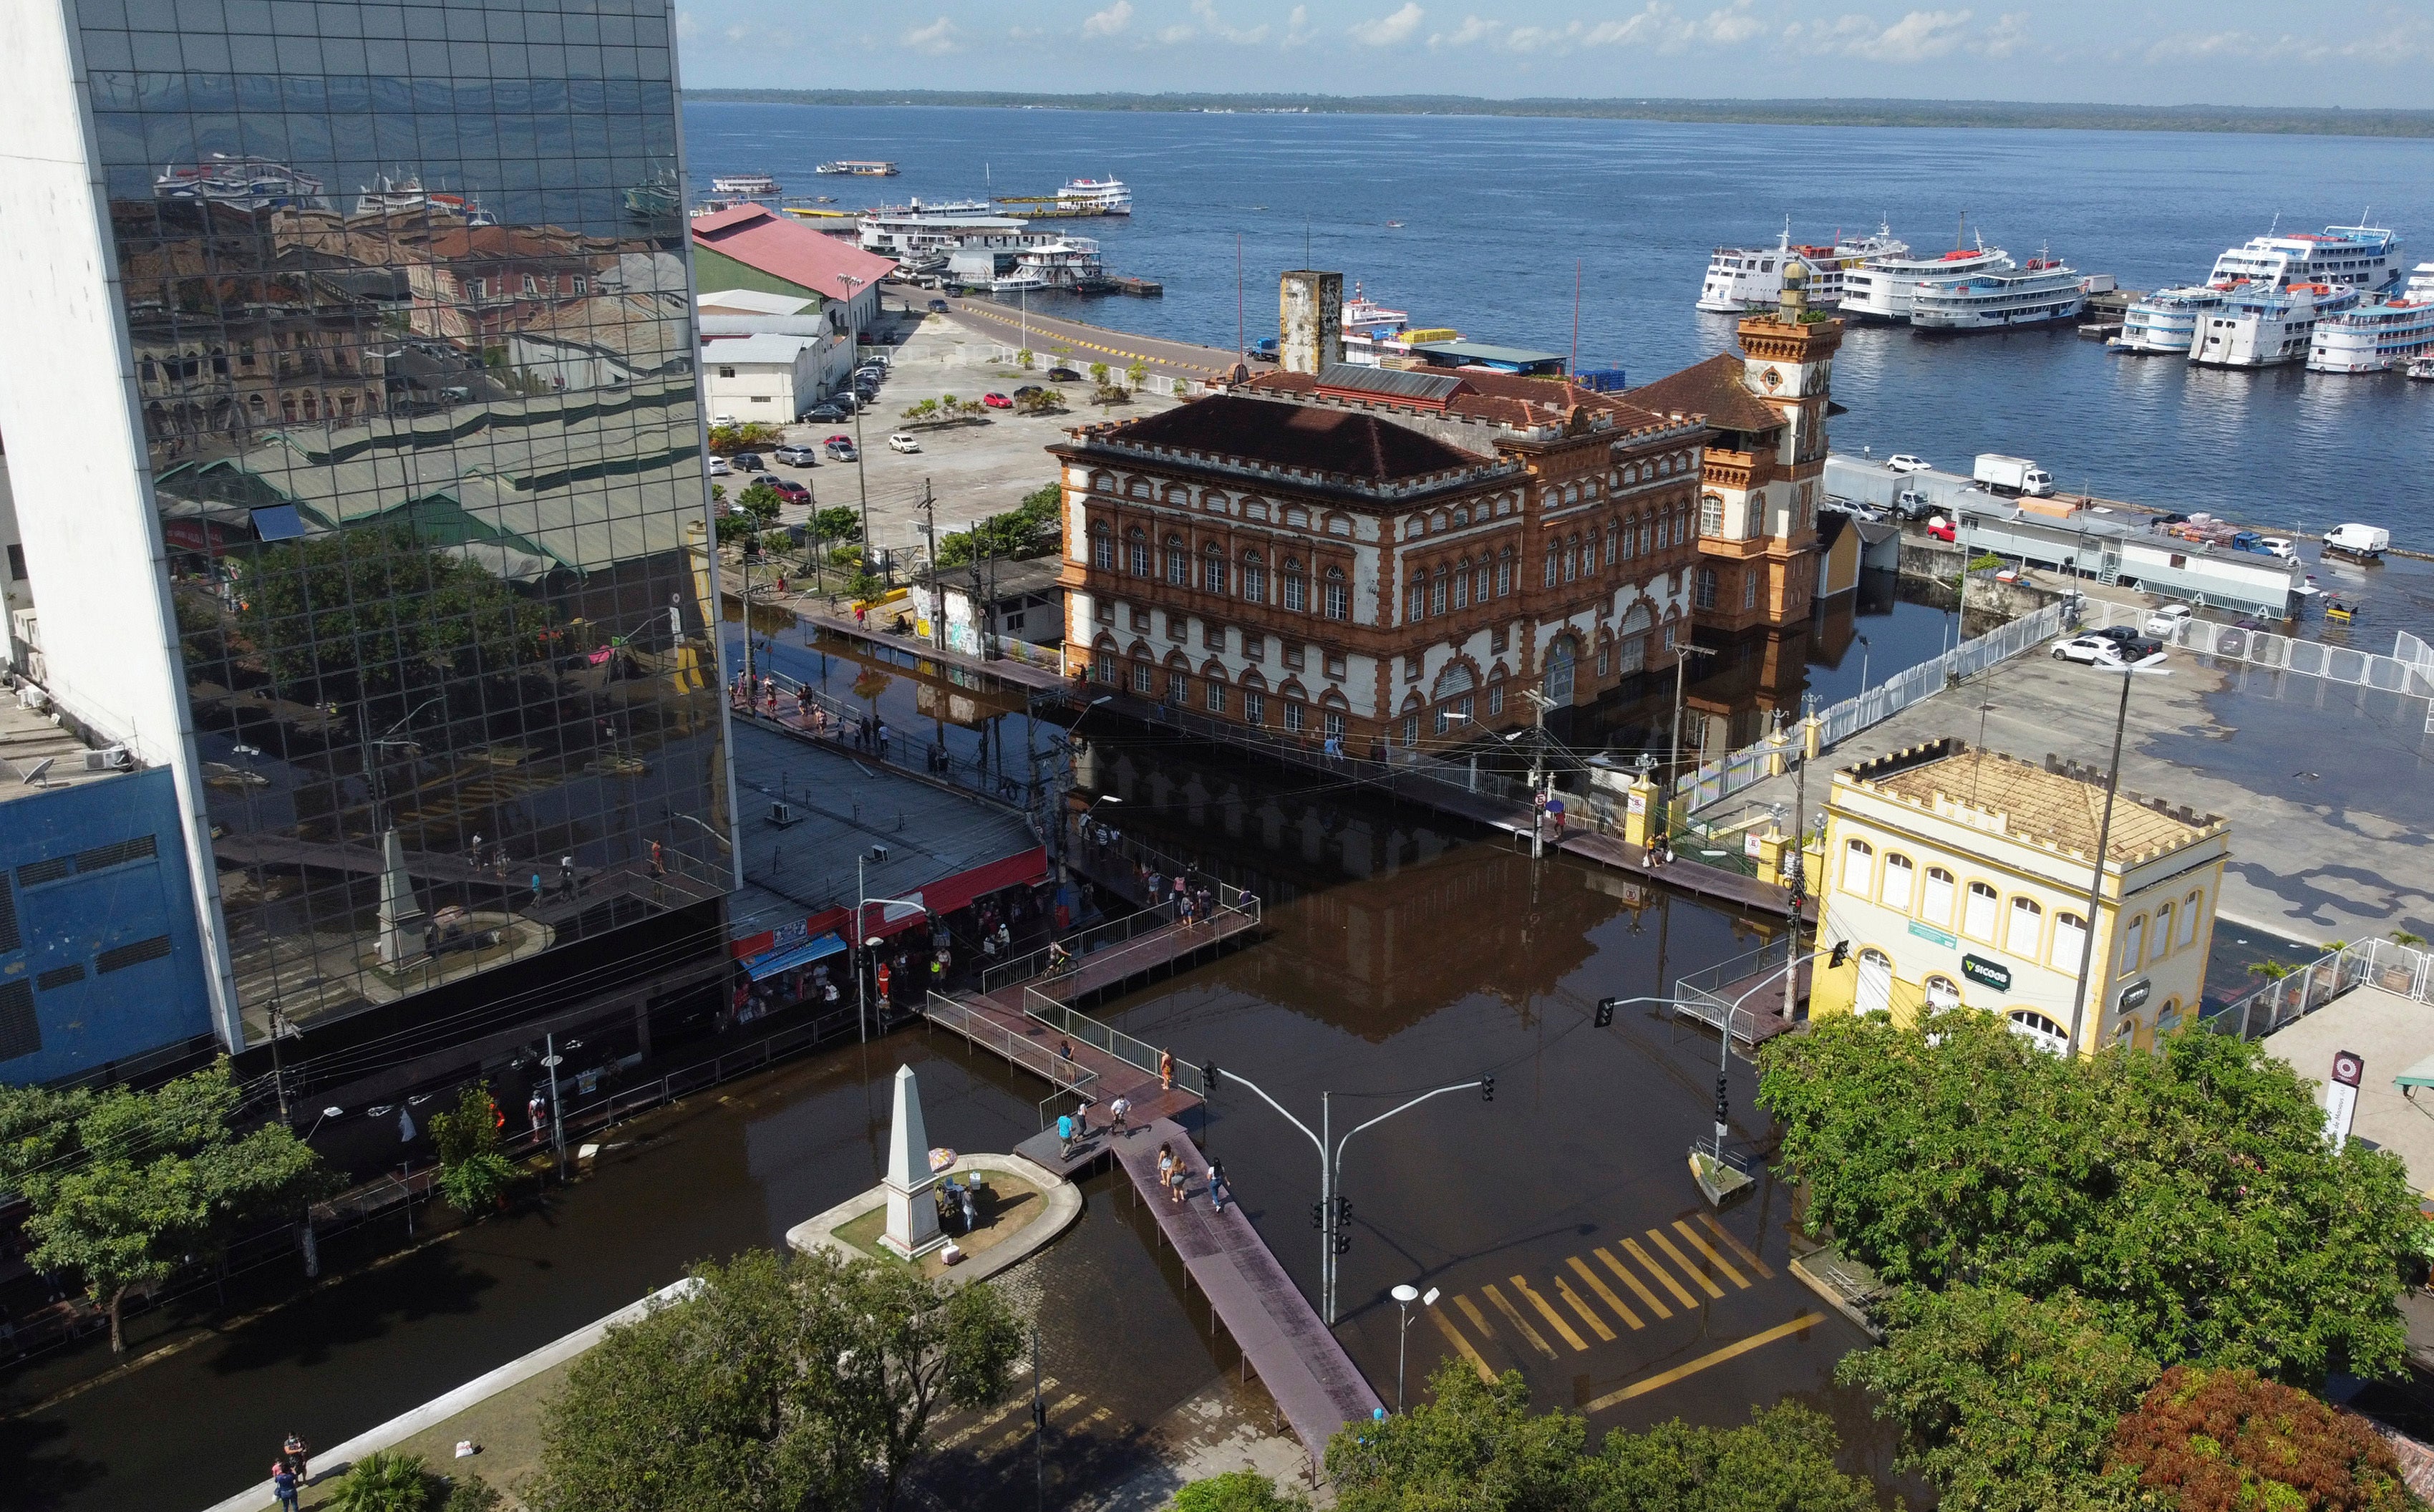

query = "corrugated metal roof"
[[1407, 340, 1567, 364], [1313, 364, 1467, 402]]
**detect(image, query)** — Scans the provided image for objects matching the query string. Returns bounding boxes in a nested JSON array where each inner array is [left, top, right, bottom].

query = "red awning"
[[732, 848, 1047, 955], [916, 845, 1049, 916]]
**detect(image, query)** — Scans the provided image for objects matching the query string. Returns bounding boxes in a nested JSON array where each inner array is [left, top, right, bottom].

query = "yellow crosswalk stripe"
[[1621, 1238, 1700, 1308], [1566, 1254, 1645, 1330], [1694, 1212, 1776, 1279], [1482, 1283, 1559, 1360], [1454, 1291, 1498, 1344], [1647, 1228, 1726, 1299], [1672, 1221, 1751, 1289], [1580, 1313, 1823, 1413], [1596, 1246, 1672, 1319], [1432, 1306, 1498, 1382], [1553, 1274, 1617, 1342], [1511, 1275, 1589, 1352]]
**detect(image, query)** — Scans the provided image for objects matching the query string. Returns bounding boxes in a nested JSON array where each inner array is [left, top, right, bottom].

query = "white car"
[[2258, 536, 2297, 561], [2050, 633, 2132, 667], [1886, 454, 1931, 474], [2143, 603, 2194, 639], [888, 432, 921, 453], [711, 412, 737, 427], [707, 455, 732, 476]]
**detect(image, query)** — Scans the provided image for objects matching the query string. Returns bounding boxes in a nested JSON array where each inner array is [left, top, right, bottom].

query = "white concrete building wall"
[[0, 1, 243, 1045]]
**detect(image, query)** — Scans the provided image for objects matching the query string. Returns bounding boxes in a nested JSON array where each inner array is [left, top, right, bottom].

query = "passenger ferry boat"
[[710, 173, 782, 196], [814, 160, 899, 177], [1695, 224, 1908, 312], [992, 237, 1104, 293], [1057, 177, 1133, 215], [1338, 284, 1415, 364], [351, 174, 493, 225], [2307, 274, 2434, 373], [2203, 222, 2404, 296], [1909, 256, 2088, 331], [153, 155, 328, 213], [2193, 281, 2360, 368], [1840, 238, 2016, 323], [2112, 286, 2222, 355]]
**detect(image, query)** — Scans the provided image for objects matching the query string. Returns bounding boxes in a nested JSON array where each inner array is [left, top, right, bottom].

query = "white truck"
[[1972, 453, 2056, 498], [2323, 523, 2390, 561]]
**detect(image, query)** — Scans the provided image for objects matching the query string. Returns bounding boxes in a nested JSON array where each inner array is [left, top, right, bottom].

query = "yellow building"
[[1808, 738, 2229, 1055]]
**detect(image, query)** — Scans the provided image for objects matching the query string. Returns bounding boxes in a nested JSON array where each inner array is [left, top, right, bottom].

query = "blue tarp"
[[743, 933, 847, 980]]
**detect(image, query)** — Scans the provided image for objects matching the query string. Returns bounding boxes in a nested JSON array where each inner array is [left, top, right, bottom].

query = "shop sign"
[[1961, 954, 2012, 992]]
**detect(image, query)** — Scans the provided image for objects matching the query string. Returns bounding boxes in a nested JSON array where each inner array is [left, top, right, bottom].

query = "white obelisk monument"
[[880, 1064, 944, 1258]]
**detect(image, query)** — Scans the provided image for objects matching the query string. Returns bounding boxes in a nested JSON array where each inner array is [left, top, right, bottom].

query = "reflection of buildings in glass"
[[0, 0, 729, 1057]]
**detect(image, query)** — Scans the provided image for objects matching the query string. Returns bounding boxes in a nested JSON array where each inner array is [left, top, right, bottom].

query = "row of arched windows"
[[1090, 472, 1354, 537], [1090, 523, 1350, 620], [1843, 840, 2208, 975]]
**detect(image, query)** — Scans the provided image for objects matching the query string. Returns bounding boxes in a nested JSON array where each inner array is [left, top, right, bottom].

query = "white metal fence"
[[2078, 604, 2434, 732], [2207, 936, 2433, 1040]]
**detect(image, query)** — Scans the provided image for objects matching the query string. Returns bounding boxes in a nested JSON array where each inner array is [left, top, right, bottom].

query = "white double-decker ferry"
[[1057, 177, 1133, 215], [1840, 238, 2016, 323], [2204, 221, 2404, 295], [2193, 281, 2360, 368], [2307, 259, 2434, 373], [1909, 256, 2089, 332], [993, 237, 1103, 293], [1695, 223, 1907, 312], [2113, 286, 2224, 355]]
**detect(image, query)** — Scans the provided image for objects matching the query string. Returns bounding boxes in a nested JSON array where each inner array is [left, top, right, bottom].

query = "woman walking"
[[1158, 1048, 1174, 1092]]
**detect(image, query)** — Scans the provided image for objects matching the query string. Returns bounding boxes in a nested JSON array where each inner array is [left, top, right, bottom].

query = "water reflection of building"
[[0, 1, 735, 1070]]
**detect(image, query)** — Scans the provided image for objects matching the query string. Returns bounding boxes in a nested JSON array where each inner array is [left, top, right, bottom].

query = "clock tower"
[[1728, 257, 1841, 631]]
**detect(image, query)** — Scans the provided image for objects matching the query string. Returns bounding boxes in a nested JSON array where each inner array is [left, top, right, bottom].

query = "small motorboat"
[[1385, 220, 1405, 228]]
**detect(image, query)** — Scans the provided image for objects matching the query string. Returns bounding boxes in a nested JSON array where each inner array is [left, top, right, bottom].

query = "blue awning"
[[743, 933, 847, 980]]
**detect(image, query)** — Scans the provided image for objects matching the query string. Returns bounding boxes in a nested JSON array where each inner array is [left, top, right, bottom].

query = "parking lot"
[[734, 304, 1182, 568]]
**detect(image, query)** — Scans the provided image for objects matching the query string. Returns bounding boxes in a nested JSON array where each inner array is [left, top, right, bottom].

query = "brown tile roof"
[[1848, 742, 2223, 866], [1072, 394, 1492, 483], [1238, 367, 1682, 438], [1625, 353, 1783, 434]]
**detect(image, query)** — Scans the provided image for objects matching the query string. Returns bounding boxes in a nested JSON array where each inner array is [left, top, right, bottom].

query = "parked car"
[[888, 432, 921, 453], [1924, 515, 1956, 543], [772, 442, 820, 466], [926, 299, 949, 313], [1013, 385, 1044, 400], [824, 437, 858, 462], [712, 412, 737, 428], [1047, 367, 1082, 382], [803, 402, 848, 422], [768, 478, 810, 503], [707, 455, 732, 476], [1894, 489, 1934, 521], [1886, 454, 1932, 474], [730, 452, 765, 472], [2051, 633, 2159, 667], [981, 392, 1012, 410], [2143, 603, 2194, 639]]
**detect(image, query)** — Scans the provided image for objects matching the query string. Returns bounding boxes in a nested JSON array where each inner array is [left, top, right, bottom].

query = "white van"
[[2144, 603, 2193, 639], [2324, 523, 2390, 561]]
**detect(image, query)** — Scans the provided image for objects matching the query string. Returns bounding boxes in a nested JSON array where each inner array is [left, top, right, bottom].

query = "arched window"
[[1127, 477, 1150, 498], [1165, 536, 1189, 586], [2121, 914, 2147, 971], [1125, 527, 1148, 577], [2178, 891, 2202, 949], [2007, 896, 2043, 957], [1496, 546, 1514, 598], [1921, 866, 1955, 927], [1616, 604, 1650, 675], [1694, 567, 1718, 610], [2052, 912, 2088, 971], [1700, 494, 1725, 536], [1881, 853, 1915, 911], [2008, 1012, 2068, 1056], [1323, 566, 1348, 620], [1543, 639, 1576, 705], [1206, 675, 1227, 713], [1431, 512, 1448, 533], [1406, 575, 1426, 622], [1473, 559, 1491, 605], [1131, 657, 1154, 694], [1604, 526, 1619, 567], [1963, 881, 1998, 941], [1430, 566, 1448, 617], [1432, 664, 1475, 702], [1240, 550, 1266, 604], [2151, 901, 2174, 959], [1563, 536, 1579, 583], [1281, 557, 1307, 612], [1843, 838, 1873, 893], [1856, 949, 1894, 1017], [1453, 507, 1470, 527], [1639, 514, 1653, 556], [1453, 558, 1471, 611], [1284, 505, 1309, 527], [1201, 543, 1226, 593], [1543, 546, 1559, 588], [1924, 974, 1961, 1011], [1090, 522, 1114, 571]]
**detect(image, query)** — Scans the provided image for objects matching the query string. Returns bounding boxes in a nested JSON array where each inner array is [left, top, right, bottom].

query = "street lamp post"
[[856, 853, 929, 1043], [1390, 1283, 1441, 1412], [2065, 653, 2171, 1054], [837, 274, 876, 579]]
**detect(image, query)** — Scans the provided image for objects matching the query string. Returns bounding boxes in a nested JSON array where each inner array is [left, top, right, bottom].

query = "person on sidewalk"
[[528, 1092, 547, 1137], [1057, 1112, 1076, 1159], [1157, 1143, 1175, 1194], [280, 1434, 309, 1483], [1109, 1095, 1130, 1136], [1207, 1158, 1228, 1213], [1167, 1155, 1188, 1206], [1158, 1049, 1174, 1092], [271, 1463, 299, 1512]]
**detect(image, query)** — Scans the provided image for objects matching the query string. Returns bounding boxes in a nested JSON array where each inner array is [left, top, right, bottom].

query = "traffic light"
[[1334, 1231, 1352, 1255], [1829, 940, 1850, 968], [1336, 1195, 1352, 1225], [1311, 1201, 1324, 1229], [1202, 1061, 1221, 1097], [1594, 997, 1616, 1028], [1480, 1075, 1495, 1103]]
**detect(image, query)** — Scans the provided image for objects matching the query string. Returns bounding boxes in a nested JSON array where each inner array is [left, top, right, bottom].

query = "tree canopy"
[[527, 1246, 1022, 1512], [2107, 1365, 2422, 1512], [1322, 1362, 1871, 1512], [0, 1060, 329, 1351], [1758, 1010, 2420, 1383], [935, 483, 1062, 568]]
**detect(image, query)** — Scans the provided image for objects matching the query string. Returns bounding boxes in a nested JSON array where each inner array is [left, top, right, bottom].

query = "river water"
[[687, 104, 2434, 546]]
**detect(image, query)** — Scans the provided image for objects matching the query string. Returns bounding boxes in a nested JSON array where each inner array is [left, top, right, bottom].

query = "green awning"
[[2395, 1052, 2434, 1090]]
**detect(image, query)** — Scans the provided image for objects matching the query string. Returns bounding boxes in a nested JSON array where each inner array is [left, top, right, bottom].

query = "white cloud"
[[1576, 1, 1763, 53], [1785, 7, 1974, 60], [1349, 1, 1425, 46], [901, 15, 961, 52], [1976, 10, 2030, 57], [674, 9, 700, 40], [1853, 9, 1972, 60], [1189, 0, 1273, 43], [1696, 0, 1764, 45], [1283, 4, 1315, 46], [1427, 14, 1502, 47], [2133, 24, 2433, 64], [1505, 21, 1582, 51], [1082, 0, 1133, 37]]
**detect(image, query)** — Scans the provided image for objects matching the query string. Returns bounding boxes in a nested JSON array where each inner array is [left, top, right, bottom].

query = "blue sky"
[[676, 1, 2434, 108]]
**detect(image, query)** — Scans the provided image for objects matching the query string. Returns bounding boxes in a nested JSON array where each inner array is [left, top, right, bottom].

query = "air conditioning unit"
[[768, 801, 799, 828], [82, 746, 130, 772]]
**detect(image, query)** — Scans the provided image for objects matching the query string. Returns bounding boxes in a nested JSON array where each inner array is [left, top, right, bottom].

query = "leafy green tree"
[[325, 1450, 432, 1512], [2106, 1365, 2422, 1512], [1584, 1402, 1876, 1512], [429, 1082, 515, 1215], [527, 1247, 1022, 1512], [813, 506, 863, 543], [736, 478, 785, 525], [1759, 1009, 2420, 1382], [936, 483, 1063, 568], [1326, 1362, 1585, 1512], [1173, 1470, 1311, 1511], [0, 1060, 329, 1352], [1126, 358, 1149, 389], [1838, 1286, 2157, 1512], [233, 525, 553, 701], [1087, 362, 1110, 386]]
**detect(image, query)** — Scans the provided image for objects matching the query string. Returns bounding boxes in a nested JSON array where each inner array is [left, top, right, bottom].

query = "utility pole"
[[838, 273, 876, 581], [1030, 1322, 1045, 1512], [920, 480, 941, 649], [1522, 689, 1553, 859], [1785, 692, 1815, 1020], [544, 1032, 567, 1181], [1665, 641, 1717, 846], [268, 1004, 289, 1123], [2066, 667, 2137, 1055]]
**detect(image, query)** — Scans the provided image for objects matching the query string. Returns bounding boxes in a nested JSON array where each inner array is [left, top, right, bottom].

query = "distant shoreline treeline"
[[681, 89, 2434, 139]]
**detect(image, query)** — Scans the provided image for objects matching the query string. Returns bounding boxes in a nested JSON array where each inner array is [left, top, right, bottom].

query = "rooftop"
[[697, 288, 816, 316], [1239, 367, 1684, 442], [1624, 352, 1784, 435], [1841, 738, 2224, 867], [690, 203, 896, 299], [702, 331, 824, 365], [0, 697, 131, 806], [1065, 392, 1501, 492], [1406, 340, 1568, 367]]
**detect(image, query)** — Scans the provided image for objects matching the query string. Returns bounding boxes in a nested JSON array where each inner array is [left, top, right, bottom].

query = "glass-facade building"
[[0, 0, 732, 1047]]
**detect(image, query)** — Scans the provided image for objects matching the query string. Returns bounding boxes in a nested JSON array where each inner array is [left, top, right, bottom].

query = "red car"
[[981, 392, 1012, 410], [1925, 517, 1956, 543], [768, 478, 810, 503]]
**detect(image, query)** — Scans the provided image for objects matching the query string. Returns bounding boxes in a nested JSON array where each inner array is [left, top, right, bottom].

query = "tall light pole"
[[1665, 641, 1718, 850], [1390, 1283, 1440, 1412], [2064, 653, 2171, 1055], [837, 273, 874, 576], [856, 852, 928, 1043], [1521, 688, 1553, 859]]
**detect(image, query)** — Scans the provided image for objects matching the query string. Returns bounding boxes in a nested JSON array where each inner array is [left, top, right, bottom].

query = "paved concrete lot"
[[1710, 637, 2434, 944], [750, 307, 1180, 573]]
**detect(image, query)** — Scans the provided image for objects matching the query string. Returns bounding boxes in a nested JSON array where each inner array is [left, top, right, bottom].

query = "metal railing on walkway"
[[2206, 936, 2433, 1041], [921, 991, 1099, 1125], [1024, 985, 1206, 1091], [2079, 604, 2434, 732], [979, 898, 1177, 996]]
